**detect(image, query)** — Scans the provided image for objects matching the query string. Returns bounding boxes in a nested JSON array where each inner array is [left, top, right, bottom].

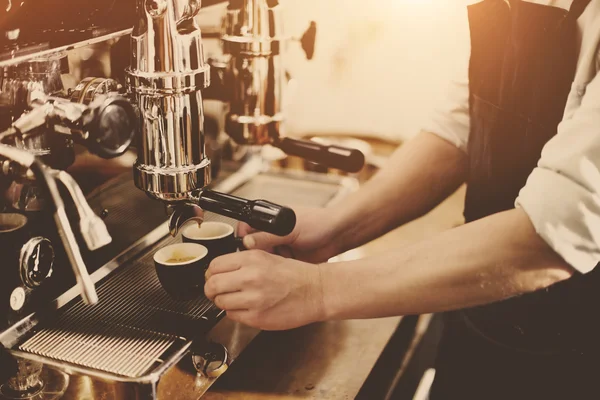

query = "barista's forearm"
[[329, 131, 468, 252], [320, 208, 575, 320]]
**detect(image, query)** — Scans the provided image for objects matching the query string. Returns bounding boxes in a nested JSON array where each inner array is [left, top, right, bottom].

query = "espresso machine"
[[206, 0, 365, 172], [0, 1, 363, 399]]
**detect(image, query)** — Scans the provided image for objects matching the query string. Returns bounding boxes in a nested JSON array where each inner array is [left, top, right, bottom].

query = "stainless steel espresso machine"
[[0, 1, 363, 399]]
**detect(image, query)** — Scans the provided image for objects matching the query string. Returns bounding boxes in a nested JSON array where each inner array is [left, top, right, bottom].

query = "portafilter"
[[127, 0, 296, 237]]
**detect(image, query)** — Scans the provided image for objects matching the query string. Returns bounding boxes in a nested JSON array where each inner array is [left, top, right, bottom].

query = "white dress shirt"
[[423, 0, 600, 273]]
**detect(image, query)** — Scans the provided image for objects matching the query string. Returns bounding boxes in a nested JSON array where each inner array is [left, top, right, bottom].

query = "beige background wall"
[[201, 1, 473, 143], [281, 0, 472, 143]]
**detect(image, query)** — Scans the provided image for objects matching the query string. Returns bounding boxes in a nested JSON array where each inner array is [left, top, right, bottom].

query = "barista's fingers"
[[236, 222, 258, 237], [213, 292, 257, 311], [205, 252, 246, 279], [243, 231, 295, 251], [204, 272, 244, 300]]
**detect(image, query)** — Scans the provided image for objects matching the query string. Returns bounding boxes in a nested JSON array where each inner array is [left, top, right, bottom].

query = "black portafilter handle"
[[275, 137, 365, 173], [197, 190, 296, 237]]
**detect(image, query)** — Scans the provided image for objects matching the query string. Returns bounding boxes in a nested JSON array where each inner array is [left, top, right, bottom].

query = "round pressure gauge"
[[19, 237, 55, 288]]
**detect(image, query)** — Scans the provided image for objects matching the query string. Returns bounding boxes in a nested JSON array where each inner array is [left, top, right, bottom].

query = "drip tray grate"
[[17, 171, 352, 379], [19, 234, 218, 379]]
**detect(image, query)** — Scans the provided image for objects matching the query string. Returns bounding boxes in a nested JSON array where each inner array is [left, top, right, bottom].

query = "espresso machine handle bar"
[[1, 95, 136, 159], [0, 145, 98, 305], [198, 190, 296, 236], [31, 162, 99, 305], [275, 137, 366, 173]]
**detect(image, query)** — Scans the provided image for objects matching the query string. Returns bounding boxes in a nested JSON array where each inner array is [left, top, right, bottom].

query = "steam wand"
[[0, 145, 99, 305]]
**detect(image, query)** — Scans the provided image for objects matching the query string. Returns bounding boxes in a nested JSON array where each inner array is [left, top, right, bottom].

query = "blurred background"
[[65, 0, 473, 144], [278, 0, 472, 143]]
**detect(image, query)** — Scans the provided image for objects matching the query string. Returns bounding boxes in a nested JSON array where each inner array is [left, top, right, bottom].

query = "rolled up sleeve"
[[516, 74, 600, 274], [421, 76, 471, 153], [421, 4, 471, 152]]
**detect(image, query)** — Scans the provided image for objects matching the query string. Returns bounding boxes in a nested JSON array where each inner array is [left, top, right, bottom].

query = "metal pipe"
[[50, 170, 112, 251], [128, 0, 212, 203], [0, 144, 98, 305]]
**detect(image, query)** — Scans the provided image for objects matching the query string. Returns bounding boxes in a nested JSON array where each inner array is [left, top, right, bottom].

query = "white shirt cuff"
[[516, 167, 600, 274], [420, 78, 471, 153]]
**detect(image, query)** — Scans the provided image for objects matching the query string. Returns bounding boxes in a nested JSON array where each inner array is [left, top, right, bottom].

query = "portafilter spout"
[[167, 203, 205, 238], [167, 190, 296, 238]]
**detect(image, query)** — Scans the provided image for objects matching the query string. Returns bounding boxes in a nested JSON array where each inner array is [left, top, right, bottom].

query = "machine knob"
[[79, 95, 138, 159], [191, 341, 229, 379], [19, 237, 54, 289], [301, 21, 317, 60]]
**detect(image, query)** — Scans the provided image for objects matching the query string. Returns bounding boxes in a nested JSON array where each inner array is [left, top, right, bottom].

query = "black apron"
[[429, 1, 600, 399]]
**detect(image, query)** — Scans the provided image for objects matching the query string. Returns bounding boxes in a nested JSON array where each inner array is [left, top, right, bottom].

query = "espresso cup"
[[182, 222, 240, 264], [154, 243, 209, 301]]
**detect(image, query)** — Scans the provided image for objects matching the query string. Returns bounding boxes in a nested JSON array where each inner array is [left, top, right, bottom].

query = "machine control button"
[[191, 341, 229, 379], [20, 237, 55, 288], [10, 287, 26, 311]]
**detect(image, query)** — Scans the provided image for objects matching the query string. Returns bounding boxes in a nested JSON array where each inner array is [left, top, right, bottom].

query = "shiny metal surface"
[[0, 29, 133, 69], [0, 365, 69, 400], [214, 2, 369, 174], [2, 157, 357, 399], [0, 0, 231, 68], [19, 237, 55, 289], [0, 54, 65, 114], [69, 77, 121, 105], [6, 181, 45, 211], [0, 55, 75, 212], [0, 221, 171, 351], [51, 170, 112, 251], [191, 341, 229, 378], [168, 203, 205, 237], [1, 92, 137, 161], [219, 0, 285, 145], [18, 237, 218, 379], [53, 207, 98, 306], [1, 358, 44, 397], [128, 0, 213, 202], [0, 144, 98, 305]]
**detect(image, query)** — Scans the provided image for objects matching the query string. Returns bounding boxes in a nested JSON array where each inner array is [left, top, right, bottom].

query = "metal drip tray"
[[18, 234, 220, 379], [232, 173, 346, 207], [3, 164, 358, 394]]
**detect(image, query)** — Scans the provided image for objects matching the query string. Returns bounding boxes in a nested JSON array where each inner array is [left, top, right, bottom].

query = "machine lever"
[[275, 137, 365, 173], [197, 190, 296, 237]]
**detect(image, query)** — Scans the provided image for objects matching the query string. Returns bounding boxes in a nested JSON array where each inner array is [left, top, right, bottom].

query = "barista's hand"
[[204, 250, 325, 331], [237, 207, 342, 263]]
